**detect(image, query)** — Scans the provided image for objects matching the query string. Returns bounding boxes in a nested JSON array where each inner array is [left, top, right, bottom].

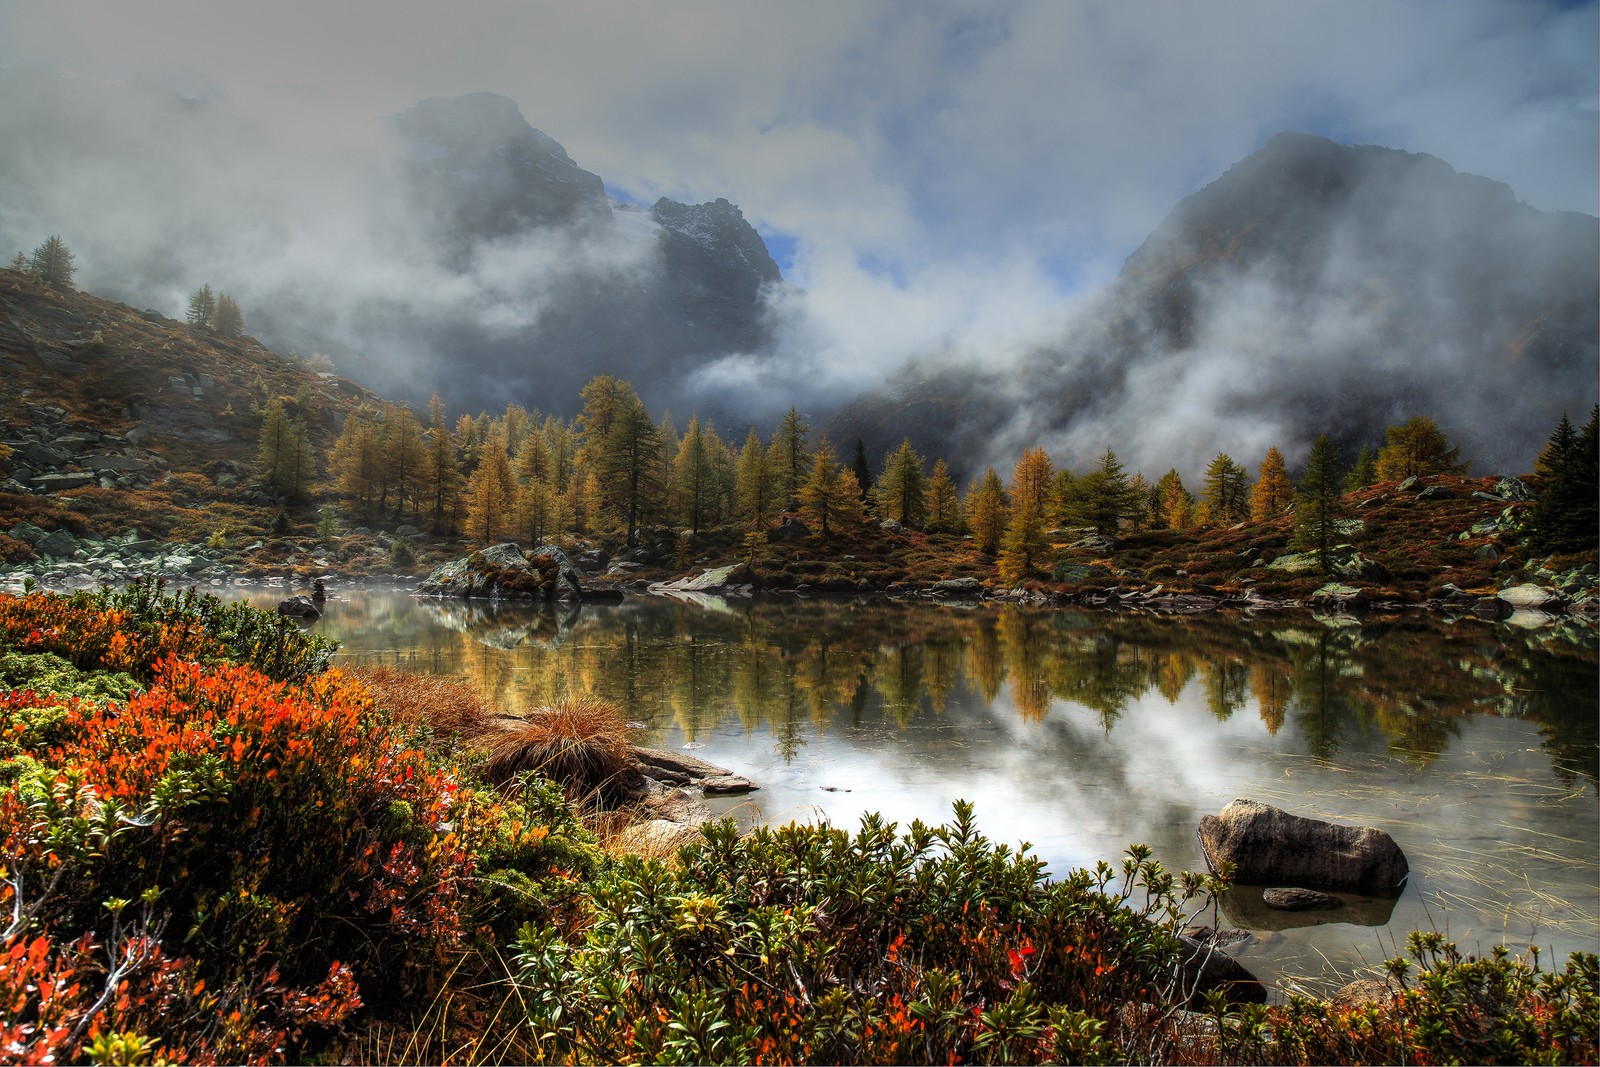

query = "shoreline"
[[4, 560, 1595, 632]]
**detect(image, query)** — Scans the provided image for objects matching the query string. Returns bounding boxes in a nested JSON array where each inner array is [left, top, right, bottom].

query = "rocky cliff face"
[[380, 92, 784, 416], [396, 91, 614, 247], [0, 74, 785, 424], [830, 132, 1598, 481]]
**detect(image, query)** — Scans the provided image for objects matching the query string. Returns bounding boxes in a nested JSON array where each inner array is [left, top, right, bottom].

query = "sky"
[[1, 1, 1596, 472], [5, 1, 1594, 286]]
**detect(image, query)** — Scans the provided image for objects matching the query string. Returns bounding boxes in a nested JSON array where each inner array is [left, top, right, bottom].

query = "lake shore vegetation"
[[0, 581, 1595, 1064]]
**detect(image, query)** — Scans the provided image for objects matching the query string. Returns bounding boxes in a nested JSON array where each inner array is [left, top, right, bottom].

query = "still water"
[[237, 585, 1599, 994]]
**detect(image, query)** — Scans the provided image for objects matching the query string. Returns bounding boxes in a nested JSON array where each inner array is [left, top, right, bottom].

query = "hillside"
[[0, 267, 385, 574]]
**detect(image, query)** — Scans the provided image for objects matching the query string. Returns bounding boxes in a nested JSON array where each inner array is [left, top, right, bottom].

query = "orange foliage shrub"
[[0, 586, 587, 1064]]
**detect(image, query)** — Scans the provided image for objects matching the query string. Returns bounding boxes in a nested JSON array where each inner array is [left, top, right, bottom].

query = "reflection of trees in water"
[[334, 593, 1595, 773]]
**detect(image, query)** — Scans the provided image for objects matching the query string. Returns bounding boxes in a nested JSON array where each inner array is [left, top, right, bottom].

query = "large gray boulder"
[[418, 542, 583, 601], [1198, 799, 1408, 894]]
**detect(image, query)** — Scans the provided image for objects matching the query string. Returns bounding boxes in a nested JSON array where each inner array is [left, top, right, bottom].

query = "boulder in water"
[[1198, 798, 1408, 894]]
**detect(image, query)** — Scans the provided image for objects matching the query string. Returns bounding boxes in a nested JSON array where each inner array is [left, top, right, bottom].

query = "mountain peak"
[[651, 197, 782, 285], [396, 92, 612, 238]]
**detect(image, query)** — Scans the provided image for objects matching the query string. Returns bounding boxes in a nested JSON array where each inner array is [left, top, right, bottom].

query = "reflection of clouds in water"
[[691, 669, 1599, 992], [698, 677, 1293, 878]]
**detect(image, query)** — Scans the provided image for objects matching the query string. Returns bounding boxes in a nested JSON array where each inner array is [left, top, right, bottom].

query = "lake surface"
[[235, 584, 1600, 995]]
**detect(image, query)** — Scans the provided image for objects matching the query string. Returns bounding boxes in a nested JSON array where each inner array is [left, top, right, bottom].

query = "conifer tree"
[[1124, 472, 1152, 530], [29, 235, 75, 290], [1200, 452, 1251, 526], [331, 408, 382, 518], [501, 403, 532, 459], [256, 398, 315, 502], [464, 428, 516, 544], [674, 416, 714, 534], [997, 499, 1047, 585], [187, 284, 216, 329], [1070, 448, 1140, 537], [1049, 468, 1078, 528], [964, 468, 1009, 554], [422, 396, 465, 535], [381, 404, 428, 522], [1344, 444, 1378, 492], [735, 429, 779, 530], [797, 438, 862, 536], [1251, 446, 1294, 521], [850, 438, 873, 503], [1375, 416, 1467, 481], [8, 251, 25, 272], [255, 398, 292, 493], [454, 414, 481, 473], [543, 417, 573, 491], [772, 407, 812, 506], [1528, 407, 1599, 554], [1294, 433, 1345, 572], [1154, 469, 1194, 530], [876, 438, 928, 527], [924, 458, 961, 534], [1010, 447, 1053, 517], [515, 477, 557, 546], [589, 388, 665, 545], [513, 426, 551, 486], [213, 293, 244, 338]]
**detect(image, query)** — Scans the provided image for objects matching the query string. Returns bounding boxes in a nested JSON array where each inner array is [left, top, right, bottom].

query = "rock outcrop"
[[1198, 798, 1409, 894], [418, 542, 583, 601]]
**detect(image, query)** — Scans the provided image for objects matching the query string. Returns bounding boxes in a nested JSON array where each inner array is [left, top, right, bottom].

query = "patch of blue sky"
[[759, 229, 800, 279], [603, 183, 655, 210]]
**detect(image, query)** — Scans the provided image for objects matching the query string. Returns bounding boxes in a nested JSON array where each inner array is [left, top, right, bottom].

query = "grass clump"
[[481, 694, 636, 804]]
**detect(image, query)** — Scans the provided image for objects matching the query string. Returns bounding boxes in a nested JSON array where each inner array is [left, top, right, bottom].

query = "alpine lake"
[[229, 582, 1600, 998]]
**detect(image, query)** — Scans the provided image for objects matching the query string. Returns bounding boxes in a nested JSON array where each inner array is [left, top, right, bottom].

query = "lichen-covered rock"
[[1497, 583, 1564, 612], [418, 542, 581, 601], [1310, 583, 1369, 614], [1198, 798, 1409, 894]]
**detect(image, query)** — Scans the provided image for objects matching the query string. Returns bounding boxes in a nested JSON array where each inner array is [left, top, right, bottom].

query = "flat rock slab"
[[638, 787, 713, 827], [701, 774, 758, 796], [1262, 887, 1343, 911], [1199, 798, 1408, 894], [632, 746, 733, 781]]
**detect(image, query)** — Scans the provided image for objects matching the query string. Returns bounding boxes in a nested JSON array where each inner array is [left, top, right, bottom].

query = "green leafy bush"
[[514, 803, 1223, 1065], [1240, 933, 1599, 1066]]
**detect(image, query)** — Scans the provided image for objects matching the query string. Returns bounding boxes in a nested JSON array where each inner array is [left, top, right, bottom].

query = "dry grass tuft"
[[482, 694, 637, 804], [351, 664, 495, 740]]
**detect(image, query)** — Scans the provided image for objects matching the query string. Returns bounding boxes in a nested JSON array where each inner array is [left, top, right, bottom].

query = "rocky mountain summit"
[[383, 91, 785, 415], [396, 91, 615, 245]]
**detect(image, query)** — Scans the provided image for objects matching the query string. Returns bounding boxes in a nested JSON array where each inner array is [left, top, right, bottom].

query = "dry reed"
[[351, 664, 496, 740]]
